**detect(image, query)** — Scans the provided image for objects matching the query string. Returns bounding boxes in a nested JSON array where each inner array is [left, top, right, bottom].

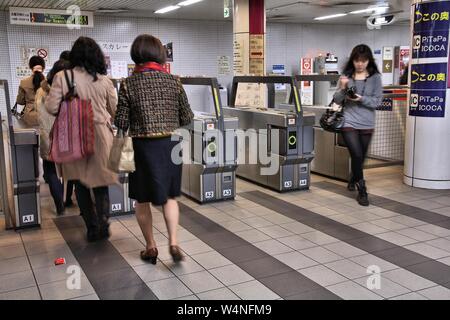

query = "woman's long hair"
[[69, 37, 107, 81], [29, 56, 45, 92], [47, 59, 70, 86], [343, 44, 380, 77]]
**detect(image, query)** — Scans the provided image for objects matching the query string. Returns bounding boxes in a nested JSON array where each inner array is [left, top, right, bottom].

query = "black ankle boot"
[[356, 179, 369, 206], [97, 223, 110, 241], [87, 228, 100, 242], [347, 180, 356, 191], [347, 174, 356, 191], [56, 202, 65, 216]]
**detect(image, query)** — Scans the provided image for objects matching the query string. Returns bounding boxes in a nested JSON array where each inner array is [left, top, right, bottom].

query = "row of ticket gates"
[[0, 75, 320, 230]]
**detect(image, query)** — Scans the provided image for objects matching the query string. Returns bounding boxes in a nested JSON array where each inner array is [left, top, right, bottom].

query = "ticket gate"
[[180, 77, 238, 203], [1, 80, 40, 229], [222, 76, 315, 192], [280, 75, 351, 181], [108, 173, 136, 217], [108, 79, 135, 216]]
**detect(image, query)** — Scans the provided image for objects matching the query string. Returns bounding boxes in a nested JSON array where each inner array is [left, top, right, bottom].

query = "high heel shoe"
[[169, 245, 184, 263], [140, 247, 158, 264]]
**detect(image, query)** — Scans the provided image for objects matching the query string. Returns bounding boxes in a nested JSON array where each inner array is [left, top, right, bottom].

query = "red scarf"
[[134, 62, 167, 74]]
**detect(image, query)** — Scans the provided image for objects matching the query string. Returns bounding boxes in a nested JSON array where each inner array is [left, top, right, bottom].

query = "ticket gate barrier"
[[107, 79, 136, 216], [180, 77, 238, 203], [222, 76, 315, 192], [1, 80, 40, 229], [108, 173, 136, 217]]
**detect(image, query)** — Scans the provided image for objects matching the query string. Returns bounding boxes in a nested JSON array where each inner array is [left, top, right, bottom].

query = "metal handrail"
[[180, 77, 224, 123]]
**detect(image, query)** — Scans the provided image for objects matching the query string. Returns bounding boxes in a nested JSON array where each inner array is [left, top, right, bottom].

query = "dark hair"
[[343, 44, 380, 77], [69, 37, 107, 81], [131, 34, 166, 65], [47, 59, 70, 86], [59, 50, 71, 61], [29, 56, 45, 92]]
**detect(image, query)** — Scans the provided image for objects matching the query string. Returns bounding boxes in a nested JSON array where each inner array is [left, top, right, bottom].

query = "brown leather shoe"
[[140, 247, 158, 264], [169, 245, 184, 263]]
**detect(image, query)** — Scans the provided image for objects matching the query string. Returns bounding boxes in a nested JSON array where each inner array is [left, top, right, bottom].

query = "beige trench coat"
[[16, 76, 39, 127], [45, 67, 118, 188], [35, 80, 53, 159]]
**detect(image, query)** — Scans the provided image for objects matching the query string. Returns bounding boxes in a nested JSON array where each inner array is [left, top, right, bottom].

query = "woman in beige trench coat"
[[46, 37, 118, 242]]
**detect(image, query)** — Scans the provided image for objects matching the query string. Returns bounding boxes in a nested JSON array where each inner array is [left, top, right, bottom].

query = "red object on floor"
[[54, 258, 66, 265]]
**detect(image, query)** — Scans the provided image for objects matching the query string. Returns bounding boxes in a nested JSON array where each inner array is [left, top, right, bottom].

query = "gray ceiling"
[[0, 0, 411, 25]]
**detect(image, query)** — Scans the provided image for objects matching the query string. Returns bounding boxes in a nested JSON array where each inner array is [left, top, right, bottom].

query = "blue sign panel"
[[272, 64, 286, 91], [409, 89, 446, 117], [272, 64, 285, 72], [412, 30, 449, 58], [414, 1, 450, 32], [410, 63, 447, 90]]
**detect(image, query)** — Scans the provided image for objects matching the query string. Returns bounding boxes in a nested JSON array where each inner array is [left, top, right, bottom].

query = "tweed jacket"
[[114, 71, 194, 137]]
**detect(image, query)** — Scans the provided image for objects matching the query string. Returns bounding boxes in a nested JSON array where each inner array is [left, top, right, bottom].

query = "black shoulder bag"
[[319, 100, 345, 132]]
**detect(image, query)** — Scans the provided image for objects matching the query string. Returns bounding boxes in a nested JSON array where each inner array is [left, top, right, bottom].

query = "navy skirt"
[[129, 137, 182, 205]]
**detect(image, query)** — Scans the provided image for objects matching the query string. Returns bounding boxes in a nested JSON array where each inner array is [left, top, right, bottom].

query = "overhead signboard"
[[10, 7, 94, 28]]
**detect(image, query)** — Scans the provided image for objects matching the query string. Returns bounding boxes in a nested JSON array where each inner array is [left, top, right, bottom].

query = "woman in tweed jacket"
[[114, 34, 193, 264]]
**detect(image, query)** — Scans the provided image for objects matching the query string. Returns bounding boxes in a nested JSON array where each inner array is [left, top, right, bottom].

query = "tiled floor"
[[1, 165, 450, 300]]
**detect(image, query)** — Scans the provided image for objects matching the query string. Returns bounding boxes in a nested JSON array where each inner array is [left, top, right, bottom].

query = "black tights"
[[341, 130, 373, 182], [42, 160, 64, 213], [74, 181, 110, 232]]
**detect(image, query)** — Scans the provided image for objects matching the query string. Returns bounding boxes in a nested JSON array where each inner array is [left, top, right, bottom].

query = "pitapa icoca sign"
[[409, 0, 450, 118]]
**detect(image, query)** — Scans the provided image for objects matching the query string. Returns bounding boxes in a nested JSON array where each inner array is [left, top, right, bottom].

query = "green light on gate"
[[288, 135, 297, 146], [207, 142, 217, 153]]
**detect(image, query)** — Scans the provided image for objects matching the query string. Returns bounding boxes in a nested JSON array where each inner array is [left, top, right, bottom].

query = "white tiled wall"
[[268, 23, 410, 75], [0, 12, 409, 114], [0, 14, 234, 113]]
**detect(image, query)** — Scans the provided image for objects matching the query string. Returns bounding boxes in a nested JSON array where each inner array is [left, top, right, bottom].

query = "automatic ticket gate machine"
[[280, 75, 351, 180], [222, 76, 315, 192], [108, 79, 135, 217], [179, 77, 238, 203], [0, 80, 40, 229]]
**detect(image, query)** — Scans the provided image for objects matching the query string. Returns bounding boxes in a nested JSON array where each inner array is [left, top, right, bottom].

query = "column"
[[233, 0, 266, 107], [233, 0, 265, 76]]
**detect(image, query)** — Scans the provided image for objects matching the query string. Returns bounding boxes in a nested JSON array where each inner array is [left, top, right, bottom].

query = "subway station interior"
[[1, 0, 450, 302]]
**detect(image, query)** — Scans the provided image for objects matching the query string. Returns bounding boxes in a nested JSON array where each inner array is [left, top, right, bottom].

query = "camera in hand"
[[346, 86, 358, 99]]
